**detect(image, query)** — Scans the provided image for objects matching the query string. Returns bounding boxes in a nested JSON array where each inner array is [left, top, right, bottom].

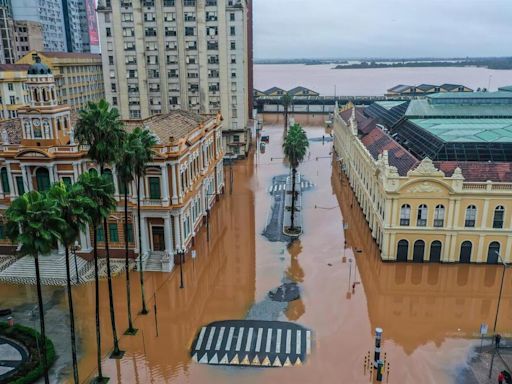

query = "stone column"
[[173, 213, 181, 251], [48, 165, 55, 184], [162, 216, 174, 272], [161, 163, 170, 205], [140, 216, 150, 255], [72, 162, 80, 183], [481, 198, 490, 229], [6, 163, 15, 198], [112, 166, 120, 198], [171, 163, 178, 204]]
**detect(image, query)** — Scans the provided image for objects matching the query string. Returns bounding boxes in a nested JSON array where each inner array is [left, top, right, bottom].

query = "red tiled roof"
[[358, 117, 377, 135], [434, 161, 512, 182], [339, 106, 366, 125], [0, 64, 30, 71], [361, 127, 419, 176]]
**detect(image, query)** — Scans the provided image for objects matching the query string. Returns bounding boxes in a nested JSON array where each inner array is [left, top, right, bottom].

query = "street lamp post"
[[178, 248, 185, 289], [71, 241, 81, 284], [492, 251, 508, 335], [205, 192, 216, 242]]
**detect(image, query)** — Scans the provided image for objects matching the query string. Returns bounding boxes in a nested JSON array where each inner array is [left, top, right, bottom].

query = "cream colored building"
[[0, 56, 225, 272], [0, 63, 30, 120], [12, 20, 44, 61], [96, 0, 251, 158], [17, 51, 104, 112], [333, 98, 512, 264]]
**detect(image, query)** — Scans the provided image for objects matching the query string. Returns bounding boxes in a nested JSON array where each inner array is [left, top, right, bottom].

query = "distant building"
[[264, 86, 286, 96], [256, 86, 320, 98], [253, 88, 266, 97], [386, 83, 473, 97], [0, 55, 225, 269], [333, 91, 512, 264], [287, 86, 319, 97], [0, 0, 14, 64], [12, 20, 44, 60], [17, 51, 104, 112], [96, 0, 252, 159]]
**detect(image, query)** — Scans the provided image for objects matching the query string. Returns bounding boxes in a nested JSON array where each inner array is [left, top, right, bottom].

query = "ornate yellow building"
[[0, 55, 224, 272], [333, 94, 512, 264]]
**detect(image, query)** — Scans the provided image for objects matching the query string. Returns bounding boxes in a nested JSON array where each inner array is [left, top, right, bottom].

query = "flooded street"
[[2, 116, 512, 383]]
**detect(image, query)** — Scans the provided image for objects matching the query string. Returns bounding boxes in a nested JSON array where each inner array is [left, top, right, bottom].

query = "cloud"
[[253, 0, 512, 59]]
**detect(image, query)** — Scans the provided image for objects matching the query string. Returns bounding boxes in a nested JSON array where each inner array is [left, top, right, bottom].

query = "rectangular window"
[[230, 12, 235, 21], [127, 223, 134, 242], [230, 26, 235, 35], [62, 177, 72, 186], [7, 83, 13, 91], [148, 177, 161, 199], [16, 176, 24, 195], [109, 223, 119, 242], [96, 226, 104, 241]]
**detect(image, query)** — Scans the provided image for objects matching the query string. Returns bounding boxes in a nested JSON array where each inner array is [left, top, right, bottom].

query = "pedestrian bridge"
[[191, 320, 311, 367]]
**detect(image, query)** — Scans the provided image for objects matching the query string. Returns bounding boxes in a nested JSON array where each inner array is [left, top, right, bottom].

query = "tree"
[[75, 99, 126, 358], [48, 182, 94, 384], [5, 191, 65, 384], [130, 127, 157, 315], [281, 92, 293, 132], [116, 132, 138, 335], [78, 171, 116, 382], [282, 123, 309, 231]]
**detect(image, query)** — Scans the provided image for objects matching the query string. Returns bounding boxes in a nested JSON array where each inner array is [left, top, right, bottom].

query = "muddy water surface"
[[1, 118, 511, 383]]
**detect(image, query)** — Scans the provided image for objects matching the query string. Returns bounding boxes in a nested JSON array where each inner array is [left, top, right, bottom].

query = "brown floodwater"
[[1, 117, 511, 383]]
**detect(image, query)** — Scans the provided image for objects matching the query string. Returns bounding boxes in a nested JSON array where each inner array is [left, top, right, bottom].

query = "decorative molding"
[[406, 181, 442, 194], [408, 157, 444, 177]]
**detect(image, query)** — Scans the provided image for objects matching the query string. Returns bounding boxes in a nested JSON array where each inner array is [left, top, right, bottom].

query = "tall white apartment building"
[[97, 0, 252, 158]]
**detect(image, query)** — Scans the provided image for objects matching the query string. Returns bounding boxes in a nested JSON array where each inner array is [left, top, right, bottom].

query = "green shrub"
[[0, 322, 56, 384]]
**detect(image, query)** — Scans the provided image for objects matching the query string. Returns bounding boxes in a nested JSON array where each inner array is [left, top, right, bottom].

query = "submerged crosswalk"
[[191, 320, 311, 367], [268, 181, 314, 194]]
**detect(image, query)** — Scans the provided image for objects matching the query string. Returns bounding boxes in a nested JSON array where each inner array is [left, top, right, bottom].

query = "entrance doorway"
[[151, 226, 165, 251]]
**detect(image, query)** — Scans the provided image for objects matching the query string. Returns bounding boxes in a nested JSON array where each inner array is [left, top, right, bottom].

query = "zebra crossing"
[[268, 181, 314, 194], [191, 320, 311, 367]]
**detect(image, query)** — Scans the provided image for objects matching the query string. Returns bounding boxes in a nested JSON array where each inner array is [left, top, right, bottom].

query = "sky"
[[253, 0, 512, 59]]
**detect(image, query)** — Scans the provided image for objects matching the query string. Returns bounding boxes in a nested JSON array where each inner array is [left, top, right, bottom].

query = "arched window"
[[465, 205, 477, 227], [413, 240, 425, 262], [417, 204, 428, 227], [434, 205, 445, 227], [33, 88, 39, 102], [400, 204, 411, 226], [0, 167, 10, 193], [487, 242, 500, 264], [493, 206, 505, 229], [42, 88, 47, 101], [396, 239, 409, 262], [35, 168, 50, 191], [429, 241, 442, 262], [459, 241, 472, 263], [89, 168, 98, 175]]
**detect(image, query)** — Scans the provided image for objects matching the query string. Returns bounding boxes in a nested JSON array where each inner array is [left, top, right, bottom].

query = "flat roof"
[[374, 100, 407, 110], [409, 118, 512, 143], [405, 99, 512, 117]]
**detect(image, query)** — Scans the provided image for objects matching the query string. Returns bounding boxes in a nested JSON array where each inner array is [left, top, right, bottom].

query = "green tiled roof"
[[409, 118, 512, 143], [374, 100, 407, 110], [405, 99, 512, 117], [428, 91, 512, 99], [499, 86, 512, 92]]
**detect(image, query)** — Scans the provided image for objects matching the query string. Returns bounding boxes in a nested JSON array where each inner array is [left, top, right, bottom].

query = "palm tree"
[[78, 171, 116, 382], [281, 92, 293, 132], [117, 133, 138, 335], [5, 191, 65, 384], [75, 99, 126, 358], [48, 182, 94, 384], [130, 127, 157, 315], [282, 123, 309, 231]]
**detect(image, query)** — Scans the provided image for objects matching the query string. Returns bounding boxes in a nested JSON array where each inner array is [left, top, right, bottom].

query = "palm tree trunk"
[[137, 175, 148, 314], [100, 165, 122, 357], [284, 106, 289, 133], [103, 217, 122, 356], [124, 185, 136, 334], [34, 254, 50, 384], [93, 229, 104, 381], [64, 247, 79, 384], [290, 167, 296, 230]]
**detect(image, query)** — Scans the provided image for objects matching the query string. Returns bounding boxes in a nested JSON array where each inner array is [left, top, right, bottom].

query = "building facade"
[[96, 0, 251, 158], [0, 57, 225, 272], [333, 96, 512, 264], [13, 20, 44, 61], [17, 51, 104, 112], [0, 0, 14, 64], [0, 64, 30, 120]]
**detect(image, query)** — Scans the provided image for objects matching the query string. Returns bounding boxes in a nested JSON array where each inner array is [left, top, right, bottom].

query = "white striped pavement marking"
[[215, 327, 225, 351], [296, 330, 301, 355], [306, 330, 311, 354], [195, 327, 207, 350], [265, 328, 273, 353], [235, 327, 245, 351], [255, 328, 263, 352], [245, 327, 254, 352], [286, 329, 291, 354], [276, 329, 282, 353], [225, 327, 235, 350], [205, 326, 216, 351]]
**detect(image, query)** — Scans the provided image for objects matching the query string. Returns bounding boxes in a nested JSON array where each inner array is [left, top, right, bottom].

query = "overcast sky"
[[253, 0, 512, 59]]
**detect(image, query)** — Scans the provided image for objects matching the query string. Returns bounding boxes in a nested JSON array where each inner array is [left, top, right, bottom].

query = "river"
[[254, 64, 512, 95]]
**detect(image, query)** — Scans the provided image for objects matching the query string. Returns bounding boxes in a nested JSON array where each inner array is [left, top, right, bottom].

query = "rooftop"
[[124, 110, 215, 144], [374, 101, 407, 110], [0, 64, 30, 72], [405, 99, 512, 118], [38, 51, 101, 60], [428, 91, 512, 102], [434, 161, 512, 182], [498, 85, 512, 92], [409, 118, 512, 143]]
